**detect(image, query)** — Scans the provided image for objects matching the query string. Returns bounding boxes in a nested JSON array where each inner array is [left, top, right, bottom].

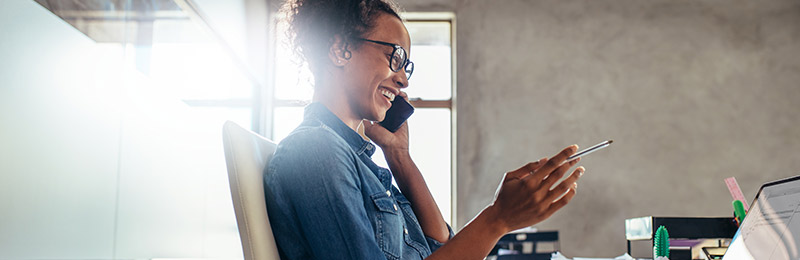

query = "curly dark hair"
[[281, 0, 402, 76]]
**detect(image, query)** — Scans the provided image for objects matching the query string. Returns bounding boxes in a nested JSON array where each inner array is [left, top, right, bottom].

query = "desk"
[[489, 230, 559, 260], [625, 216, 737, 259]]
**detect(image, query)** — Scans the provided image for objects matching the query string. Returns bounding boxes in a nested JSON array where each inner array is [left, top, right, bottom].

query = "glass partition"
[[1, 0, 261, 258]]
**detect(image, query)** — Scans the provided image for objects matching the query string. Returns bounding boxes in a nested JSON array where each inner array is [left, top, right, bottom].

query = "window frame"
[[402, 12, 458, 226]]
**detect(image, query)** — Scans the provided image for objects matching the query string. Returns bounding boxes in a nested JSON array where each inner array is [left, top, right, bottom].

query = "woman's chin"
[[369, 109, 387, 122], [370, 104, 389, 122], [373, 113, 386, 122]]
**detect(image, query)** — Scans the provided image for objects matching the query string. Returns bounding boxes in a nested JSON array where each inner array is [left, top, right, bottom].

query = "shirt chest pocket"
[[370, 192, 404, 260]]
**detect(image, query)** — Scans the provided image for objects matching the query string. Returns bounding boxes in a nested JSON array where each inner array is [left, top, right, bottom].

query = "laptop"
[[723, 175, 800, 260]]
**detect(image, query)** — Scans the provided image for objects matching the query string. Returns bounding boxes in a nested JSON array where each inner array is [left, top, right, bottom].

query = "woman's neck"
[[312, 83, 362, 131]]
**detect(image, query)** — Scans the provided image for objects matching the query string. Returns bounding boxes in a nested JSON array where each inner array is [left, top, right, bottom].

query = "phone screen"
[[379, 96, 414, 132]]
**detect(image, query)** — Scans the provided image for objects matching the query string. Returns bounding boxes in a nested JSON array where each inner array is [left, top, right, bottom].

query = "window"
[[270, 13, 456, 223], [39, 0, 259, 129]]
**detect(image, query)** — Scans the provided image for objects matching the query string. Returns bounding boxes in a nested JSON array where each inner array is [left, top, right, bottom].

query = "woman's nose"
[[393, 70, 408, 89]]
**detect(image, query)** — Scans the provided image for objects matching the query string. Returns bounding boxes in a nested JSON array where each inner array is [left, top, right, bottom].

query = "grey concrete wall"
[[400, 0, 800, 257]]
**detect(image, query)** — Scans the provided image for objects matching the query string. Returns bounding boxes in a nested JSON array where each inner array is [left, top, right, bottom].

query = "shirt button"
[[393, 204, 398, 211], [386, 190, 391, 196], [404, 228, 409, 235]]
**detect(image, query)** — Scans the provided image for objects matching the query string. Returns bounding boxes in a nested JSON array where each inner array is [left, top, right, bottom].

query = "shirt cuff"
[[426, 223, 455, 253]]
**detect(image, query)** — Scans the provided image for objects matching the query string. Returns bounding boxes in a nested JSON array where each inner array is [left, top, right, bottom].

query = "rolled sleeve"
[[425, 223, 455, 253]]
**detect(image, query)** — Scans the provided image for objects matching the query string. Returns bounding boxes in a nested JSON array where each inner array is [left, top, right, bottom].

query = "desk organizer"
[[625, 216, 738, 259]]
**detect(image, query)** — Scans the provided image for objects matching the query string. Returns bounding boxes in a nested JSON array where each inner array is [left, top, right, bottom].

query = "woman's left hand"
[[363, 117, 409, 152], [363, 92, 410, 153]]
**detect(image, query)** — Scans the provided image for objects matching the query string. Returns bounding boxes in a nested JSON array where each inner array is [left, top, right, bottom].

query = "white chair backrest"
[[222, 121, 281, 260]]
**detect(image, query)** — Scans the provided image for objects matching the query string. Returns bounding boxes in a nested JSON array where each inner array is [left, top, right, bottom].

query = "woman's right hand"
[[424, 145, 586, 260], [485, 145, 586, 233]]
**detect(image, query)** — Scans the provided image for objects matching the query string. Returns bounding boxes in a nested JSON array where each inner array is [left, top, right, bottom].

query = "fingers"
[[525, 157, 549, 172], [543, 185, 577, 218], [362, 120, 379, 136], [542, 166, 584, 203], [525, 145, 578, 184], [538, 158, 580, 190], [363, 119, 392, 135], [531, 161, 580, 202], [505, 158, 547, 181], [362, 119, 374, 130]]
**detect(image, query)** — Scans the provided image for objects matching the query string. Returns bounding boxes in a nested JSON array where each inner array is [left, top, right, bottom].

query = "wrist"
[[382, 147, 410, 159], [383, 149, 412, 174], [477, 205, 511, 237]]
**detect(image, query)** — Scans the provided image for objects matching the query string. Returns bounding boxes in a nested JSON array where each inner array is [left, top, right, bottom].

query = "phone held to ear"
[[380, 96, 414, 132]]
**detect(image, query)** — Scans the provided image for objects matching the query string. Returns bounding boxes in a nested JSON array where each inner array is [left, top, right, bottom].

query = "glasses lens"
[[391, 47, 405, 72], [405, 61, 414, 79]]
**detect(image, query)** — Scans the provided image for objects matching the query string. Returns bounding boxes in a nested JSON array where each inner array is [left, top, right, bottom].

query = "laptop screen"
[[723, 176, 800, 260]]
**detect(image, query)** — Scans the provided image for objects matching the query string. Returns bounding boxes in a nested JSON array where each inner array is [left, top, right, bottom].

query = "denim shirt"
[[264, 103, 452, 260]]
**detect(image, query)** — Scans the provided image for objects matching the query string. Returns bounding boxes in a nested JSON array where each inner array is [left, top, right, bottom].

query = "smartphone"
[[567, 140, 613, 162], [380, 96, 414, 132]]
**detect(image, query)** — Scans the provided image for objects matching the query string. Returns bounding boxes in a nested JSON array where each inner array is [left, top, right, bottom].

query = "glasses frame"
[[356, 38, 414, 80]]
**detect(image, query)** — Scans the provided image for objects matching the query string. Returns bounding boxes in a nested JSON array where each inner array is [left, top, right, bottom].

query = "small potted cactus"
[[654, 225, 670, 260]]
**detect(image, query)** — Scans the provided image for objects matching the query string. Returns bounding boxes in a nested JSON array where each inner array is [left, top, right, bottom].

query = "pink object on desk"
[[725, 177, 749, 211]]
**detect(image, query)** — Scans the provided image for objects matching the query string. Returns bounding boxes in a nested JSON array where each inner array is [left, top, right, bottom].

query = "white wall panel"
[[0, 0, 122, 258], [0, 0, 243, 259]]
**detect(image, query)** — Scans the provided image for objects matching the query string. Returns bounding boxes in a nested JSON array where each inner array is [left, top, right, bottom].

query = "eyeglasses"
[[357, 38, 414, 80]]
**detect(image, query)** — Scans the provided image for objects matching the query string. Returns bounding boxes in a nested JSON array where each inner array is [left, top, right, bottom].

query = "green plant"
[[654, 225, 670, 257]]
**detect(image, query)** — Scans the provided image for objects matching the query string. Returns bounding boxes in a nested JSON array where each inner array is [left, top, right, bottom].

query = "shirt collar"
[[303, 102, 376, 157]]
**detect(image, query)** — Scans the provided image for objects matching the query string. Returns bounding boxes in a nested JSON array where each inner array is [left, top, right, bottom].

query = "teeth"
[[380, 89, 396, 101]]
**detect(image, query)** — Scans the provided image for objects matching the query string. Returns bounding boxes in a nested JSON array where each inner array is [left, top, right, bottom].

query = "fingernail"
[[578, 166, 585, 176]]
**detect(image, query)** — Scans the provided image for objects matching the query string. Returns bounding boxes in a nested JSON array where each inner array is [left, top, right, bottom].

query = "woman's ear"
[[328, 35, 350, 67]]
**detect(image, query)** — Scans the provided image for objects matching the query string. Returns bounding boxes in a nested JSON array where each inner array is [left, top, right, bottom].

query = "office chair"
[[222, 121, 281, 260]]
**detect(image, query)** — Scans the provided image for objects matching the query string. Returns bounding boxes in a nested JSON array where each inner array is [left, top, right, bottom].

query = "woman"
[[263, 0, 586, 259]]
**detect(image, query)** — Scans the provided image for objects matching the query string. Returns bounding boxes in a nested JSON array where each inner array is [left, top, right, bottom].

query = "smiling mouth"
[[380, 89, 396, 102]]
